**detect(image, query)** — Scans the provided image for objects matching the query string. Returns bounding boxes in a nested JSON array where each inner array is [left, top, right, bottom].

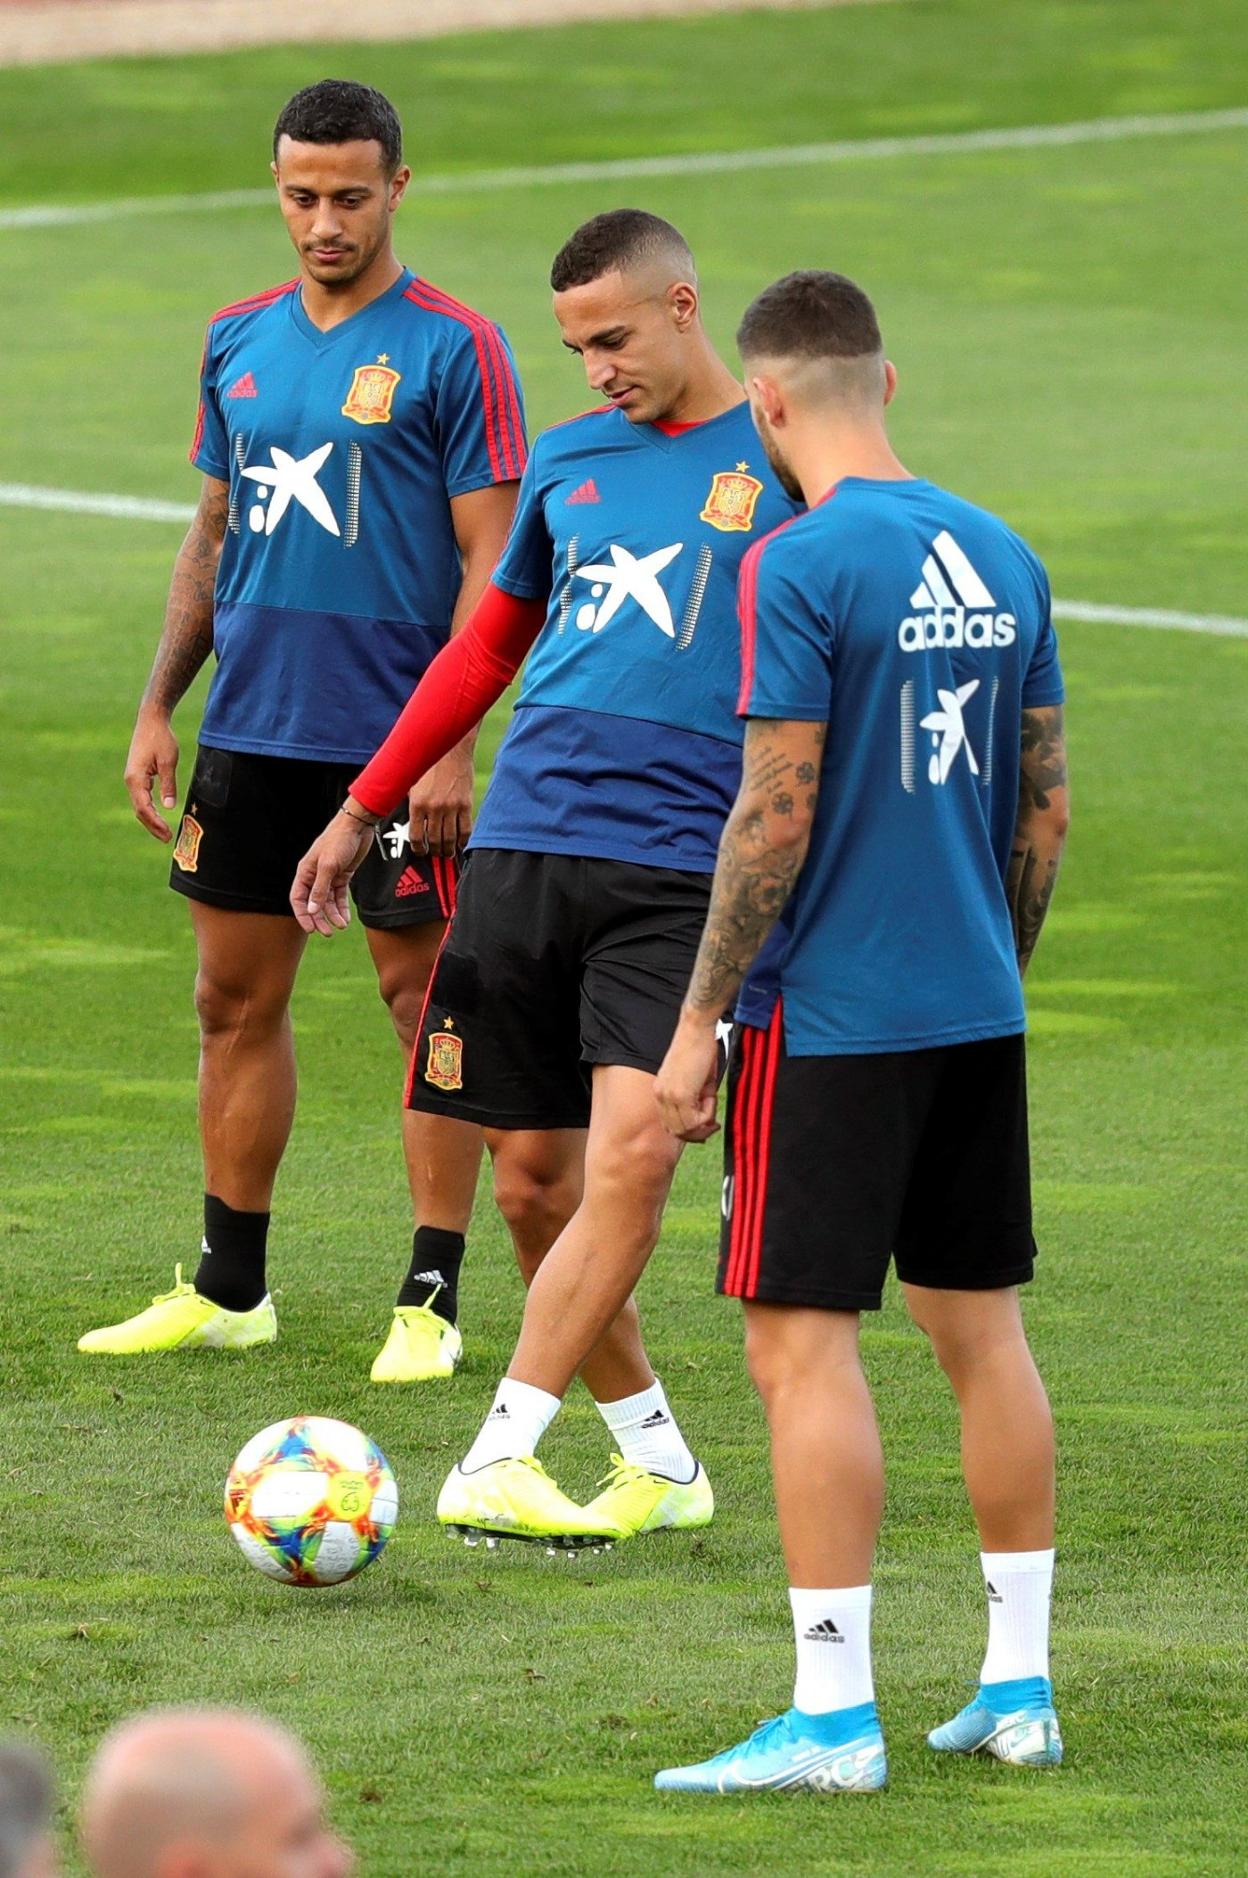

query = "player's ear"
[[882, 360, 898, 407], [389, 166, 411, 211], [668, 281, 699, 330]]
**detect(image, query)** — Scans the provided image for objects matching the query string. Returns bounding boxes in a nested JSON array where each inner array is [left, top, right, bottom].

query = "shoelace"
[[396, 1285, 446, 1327], [593, 1453, 655, 1493], [150, 1263, 193, 1306]]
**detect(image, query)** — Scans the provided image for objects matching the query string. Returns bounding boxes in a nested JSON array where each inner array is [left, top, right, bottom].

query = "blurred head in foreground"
[[550, 207, 714, 424], [736, 268, 897, 501], [0, 1742, 56, 1878], [271, 78, 409, 290], [80, 1710, 352, 1878]]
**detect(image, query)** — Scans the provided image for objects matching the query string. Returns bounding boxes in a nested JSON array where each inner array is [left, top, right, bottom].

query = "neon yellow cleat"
[[581, 1453, 715, 1538], [437, 1455, 622, 1553], [370, 1304, 462, 1383], [77, 1265, 276, 1355]]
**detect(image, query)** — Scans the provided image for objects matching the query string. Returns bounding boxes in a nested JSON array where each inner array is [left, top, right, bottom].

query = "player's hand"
[[290, 811, 376, 936], [407, 742, 474, 859], [655, 1013, 721, 1143], [124, 706, 180, 842]]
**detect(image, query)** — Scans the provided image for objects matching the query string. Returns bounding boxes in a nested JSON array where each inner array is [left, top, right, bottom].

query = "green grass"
[[2, 2, 1247, 1872]]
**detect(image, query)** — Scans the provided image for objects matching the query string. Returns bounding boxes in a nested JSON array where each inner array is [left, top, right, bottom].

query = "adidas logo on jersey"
[[226, 372, 258, 399], [899, 529, 1016, 651], [566, 478, 601, 505]]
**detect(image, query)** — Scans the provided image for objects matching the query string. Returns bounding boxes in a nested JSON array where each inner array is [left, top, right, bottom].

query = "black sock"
[[396, 1226, 465, 1322], [195, 1193, 270, 1311]]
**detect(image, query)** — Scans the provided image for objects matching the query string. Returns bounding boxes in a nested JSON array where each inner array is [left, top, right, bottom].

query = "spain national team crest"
[[172, 813, 203, 873], [341, 361, 401, 426], [700, 464, 764, 533], [425, 1027, 464, 1092]]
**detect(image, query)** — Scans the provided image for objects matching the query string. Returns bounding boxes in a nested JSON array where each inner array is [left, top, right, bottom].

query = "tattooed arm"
[[655, 718, 825, 1141], [1005, 704, 1070, 975], [123, 475, 228, 841]]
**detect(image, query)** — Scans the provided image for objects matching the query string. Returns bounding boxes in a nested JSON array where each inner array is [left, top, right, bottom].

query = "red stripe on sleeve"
[[404, 282, 512, 482], [409, 279, 527, 480], [736, 535, 766, 716]]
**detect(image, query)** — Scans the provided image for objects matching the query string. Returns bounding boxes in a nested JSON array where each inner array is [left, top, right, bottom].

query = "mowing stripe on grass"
[[3, 480, 1245, 639], [2, 106, 1246, 230]]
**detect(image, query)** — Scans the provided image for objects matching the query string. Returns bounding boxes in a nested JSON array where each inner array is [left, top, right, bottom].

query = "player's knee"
[[492, 1157, 578, 1264], [376, 973, 424, 1051], [193, 966, 288, 1041], [591, 1125, 676, 1211]]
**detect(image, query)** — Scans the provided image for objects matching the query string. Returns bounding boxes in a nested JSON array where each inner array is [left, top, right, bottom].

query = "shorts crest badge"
[[172, 813, 203, 873], [342, 362, 401, 426], [700, 464, 764, 533], [425, 1026, 463, 1092]]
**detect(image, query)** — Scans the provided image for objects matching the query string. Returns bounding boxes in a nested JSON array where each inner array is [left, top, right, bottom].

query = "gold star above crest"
[[736, 461, 750, 473], [377, 353, 391, 365]]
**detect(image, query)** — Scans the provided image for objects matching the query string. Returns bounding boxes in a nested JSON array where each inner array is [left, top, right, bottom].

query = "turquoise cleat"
[[928, 1677, 1062, 1767], [655, 1702, 886, 1794]]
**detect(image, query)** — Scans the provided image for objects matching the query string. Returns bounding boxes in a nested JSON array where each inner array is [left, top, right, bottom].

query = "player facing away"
[[653, 271, 1069, 1791], [78, 82, 525, 1378], [292, 210, 799, 1547]]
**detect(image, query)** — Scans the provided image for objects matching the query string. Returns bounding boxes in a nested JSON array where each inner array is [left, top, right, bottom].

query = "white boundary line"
[[2, 482, 1243, 639], [3, 107, 1246, 231]]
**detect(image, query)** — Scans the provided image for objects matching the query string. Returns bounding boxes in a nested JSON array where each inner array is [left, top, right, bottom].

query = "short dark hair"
[[550, 209, 695, 292], [737, 270, 882, 362], [273, 80, 403, 174]]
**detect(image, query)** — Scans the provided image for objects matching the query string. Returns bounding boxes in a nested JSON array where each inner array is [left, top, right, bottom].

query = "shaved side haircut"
[[550, 209, 696, 291], [737, 270, 886, 405]]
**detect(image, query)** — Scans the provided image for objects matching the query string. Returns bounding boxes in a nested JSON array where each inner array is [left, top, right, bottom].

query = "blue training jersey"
[[190, 268, 526, 765], [737, 478, 1064, 1055], [475, 401, 800, 871]]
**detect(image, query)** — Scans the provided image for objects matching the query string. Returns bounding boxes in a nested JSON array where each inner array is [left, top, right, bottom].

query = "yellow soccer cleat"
[[436, 1455, 622, 1554], [370, 1304, 462, 1383], [77, 1265, 276, 1355], [581, 1453, 715, 1538]]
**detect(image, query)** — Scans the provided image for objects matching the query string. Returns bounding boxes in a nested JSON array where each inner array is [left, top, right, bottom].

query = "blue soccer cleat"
[[927, 1677, 1062, 1767], [655, 1702, 886, 1794]]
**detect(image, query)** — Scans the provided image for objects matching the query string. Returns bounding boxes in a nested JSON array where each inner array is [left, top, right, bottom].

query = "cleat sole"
[[445, 1524, 613, 1554]]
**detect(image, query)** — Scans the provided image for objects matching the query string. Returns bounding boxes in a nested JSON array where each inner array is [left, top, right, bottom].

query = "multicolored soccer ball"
[[224, 1416, 398, 1587]]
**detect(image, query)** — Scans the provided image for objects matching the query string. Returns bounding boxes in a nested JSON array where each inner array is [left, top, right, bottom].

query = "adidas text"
[[899, 605, 1017, 652]]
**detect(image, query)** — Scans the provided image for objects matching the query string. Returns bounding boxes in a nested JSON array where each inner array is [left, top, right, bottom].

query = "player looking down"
[[292, 210, 799, 1547], [653, 271, 1068, 1791], [79, 81, 524, 1378]]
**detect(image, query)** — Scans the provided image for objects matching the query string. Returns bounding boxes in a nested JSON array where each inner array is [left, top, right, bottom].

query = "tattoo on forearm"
[[143, 481, 227, 713], [686, 723, 820, 1014], [1019, 704, 1067, 810], [1006, 843, 1060, 972]]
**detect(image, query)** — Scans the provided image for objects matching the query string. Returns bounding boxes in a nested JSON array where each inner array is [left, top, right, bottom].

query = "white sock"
[[460, 1379, 561, 1473], [595, 1378, 696, 1482], [790, 1585, 875, 1715], [979, 1548, 1055, 1684]]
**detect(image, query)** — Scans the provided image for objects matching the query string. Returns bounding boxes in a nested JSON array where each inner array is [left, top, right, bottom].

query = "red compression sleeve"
[[351, 582, 547, 817]]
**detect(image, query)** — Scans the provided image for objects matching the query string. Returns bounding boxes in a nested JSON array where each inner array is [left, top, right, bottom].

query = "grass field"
[[2, 2, 1247, 1873]]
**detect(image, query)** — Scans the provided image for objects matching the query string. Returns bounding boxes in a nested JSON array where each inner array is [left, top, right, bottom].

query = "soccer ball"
[[224, 1416, 398, 1587]]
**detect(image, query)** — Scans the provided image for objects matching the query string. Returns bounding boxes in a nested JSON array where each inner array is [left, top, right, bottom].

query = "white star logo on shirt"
[[573, 542, 684, 637], [240, 441, 341, 538]]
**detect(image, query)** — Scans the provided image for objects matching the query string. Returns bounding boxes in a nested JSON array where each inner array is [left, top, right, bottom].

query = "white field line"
[[2, 107, 1247, 231], [2, 481, 1244, 640]]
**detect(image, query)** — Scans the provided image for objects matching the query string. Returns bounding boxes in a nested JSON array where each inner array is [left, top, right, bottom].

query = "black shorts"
[[406, 848, 712, 1130], [719, 1011, 1036, 1310], [169, 744, 457, 929]]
